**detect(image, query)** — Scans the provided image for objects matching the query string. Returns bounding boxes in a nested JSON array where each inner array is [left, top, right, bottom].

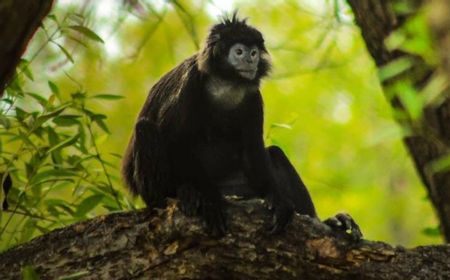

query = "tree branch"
[[1, 199, 449, 279], [347, 0, 450, 242], [0, 0, 54, 96]]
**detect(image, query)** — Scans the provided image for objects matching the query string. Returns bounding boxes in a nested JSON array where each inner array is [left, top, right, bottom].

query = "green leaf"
[[91, 94, 124, 100], [31, 169, 78, 185], [271, 123, 293, 130], [0, 97, 13, 106], [48, 81, 60, 96], [75, 194, 104, 217], [109, 153, 122, 159], [67, 36, 89, 48], [77, 125, 88, 154], [421, 73, 448, 106], [20, 218, 36, 243], [94, 118, 110, 134], [378, 57, 414, 82], [47, 127, 63, 167], [0, 115, 11, 129], [22, 66, 34, 81], [71, 92, 86, 101], [90, 114, 110, 133], [13, 132, 38, 151], [393, 82, 423, 120], [53, 115, 81, 127], [27, 92, 48, 107], [68, 12, 85, 25], [47, 134, 79, 153], [429, 154, 450, 174], [68, 25, 104, 43], [55, 43, 74, 63], [47, 14, 58, 23], [46, 199, 75, 215], [35, 105, 69, 127], [15, 107, 29, 122], [422, 226, 441, 237]]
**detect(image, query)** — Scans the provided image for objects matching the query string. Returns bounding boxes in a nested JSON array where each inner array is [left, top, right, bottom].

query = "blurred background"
[[0, 0, 441, 250]]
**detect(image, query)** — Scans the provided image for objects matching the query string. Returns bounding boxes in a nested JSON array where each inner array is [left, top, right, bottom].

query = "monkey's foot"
[[176, 185, 201, 217], [323, 213, 363, 241], [200, 198, 228, 237], [266, 200, 294, 235]]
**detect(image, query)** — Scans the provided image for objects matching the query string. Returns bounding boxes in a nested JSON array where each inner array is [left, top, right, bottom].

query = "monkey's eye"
[[250, 50, 258, 57], [235, 48, 243, 55]]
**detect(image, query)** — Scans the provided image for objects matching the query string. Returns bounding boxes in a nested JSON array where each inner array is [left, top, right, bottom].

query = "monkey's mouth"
[[238, 69, 257, 79]]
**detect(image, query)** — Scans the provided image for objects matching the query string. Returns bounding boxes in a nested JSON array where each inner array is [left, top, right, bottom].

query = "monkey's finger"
[[335, 213, 363, 240], [267, 206, 293, 235]]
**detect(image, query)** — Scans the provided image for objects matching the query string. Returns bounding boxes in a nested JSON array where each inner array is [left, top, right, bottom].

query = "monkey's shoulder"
[[151, 55, 200, 93], [142, 56, 201, 114]]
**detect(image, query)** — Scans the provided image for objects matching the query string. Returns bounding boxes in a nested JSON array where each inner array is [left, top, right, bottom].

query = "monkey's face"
[[227, 43, 260, 80]]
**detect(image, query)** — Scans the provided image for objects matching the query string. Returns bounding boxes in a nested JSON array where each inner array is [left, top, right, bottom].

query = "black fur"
[[122, 14, 361, 238]]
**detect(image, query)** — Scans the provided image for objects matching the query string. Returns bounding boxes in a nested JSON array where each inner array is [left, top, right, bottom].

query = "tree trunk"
[[1, 199, 450, 280], [0, 0, 54, 96], [347, 0, 450, 241]]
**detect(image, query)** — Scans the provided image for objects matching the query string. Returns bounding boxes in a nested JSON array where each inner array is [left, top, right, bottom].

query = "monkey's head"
[[198, 13, 271, 84]]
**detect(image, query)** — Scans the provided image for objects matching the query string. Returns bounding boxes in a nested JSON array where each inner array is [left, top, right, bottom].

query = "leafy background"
[[0, 0, 440, 251]]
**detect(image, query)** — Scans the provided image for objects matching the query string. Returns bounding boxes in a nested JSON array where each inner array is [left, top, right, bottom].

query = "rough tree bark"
[[1, 199, 450, 280], [347, 0, 450, 241], [0, 0, 54, 96]]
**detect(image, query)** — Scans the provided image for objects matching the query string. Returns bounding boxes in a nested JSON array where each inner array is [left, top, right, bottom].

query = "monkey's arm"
[[122, 58, 200, 206], [149, 59, 228, 236], [125, 118, 170, 208], [241, 93, 294, 233]]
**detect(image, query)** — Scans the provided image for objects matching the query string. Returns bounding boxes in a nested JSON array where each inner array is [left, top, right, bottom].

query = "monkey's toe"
[[266, 204, 293, 235], [324, 213, 363, 241], [177, 185, 201, 217], [202, 202, 228, 237]]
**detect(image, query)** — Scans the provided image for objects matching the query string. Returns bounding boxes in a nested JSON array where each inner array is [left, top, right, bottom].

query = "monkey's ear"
[[209, 34, 220, 44], [213, 43, 225, 58]]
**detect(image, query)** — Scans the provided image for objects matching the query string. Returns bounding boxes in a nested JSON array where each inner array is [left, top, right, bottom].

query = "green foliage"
[[0, 11, 128, 251], [422, 225, 441, 237], [379, 5, 448, 239], [21, 265, 39, 280]]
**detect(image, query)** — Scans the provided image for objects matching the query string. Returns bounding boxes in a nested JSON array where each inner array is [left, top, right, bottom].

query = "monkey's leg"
[[267, 146, 317, 217], [134, 118, 170, 209], [242, 146, 293, 235], [267, 145, 362, 240]]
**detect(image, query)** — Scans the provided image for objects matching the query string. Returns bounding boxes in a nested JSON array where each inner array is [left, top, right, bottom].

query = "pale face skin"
[[227, 43, 260, 80]]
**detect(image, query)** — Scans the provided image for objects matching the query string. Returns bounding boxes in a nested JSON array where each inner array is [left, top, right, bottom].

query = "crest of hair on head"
[[220, 10, 248, 26]]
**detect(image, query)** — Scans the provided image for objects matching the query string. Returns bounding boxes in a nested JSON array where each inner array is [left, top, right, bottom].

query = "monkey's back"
[[122, 55, 206, 199]]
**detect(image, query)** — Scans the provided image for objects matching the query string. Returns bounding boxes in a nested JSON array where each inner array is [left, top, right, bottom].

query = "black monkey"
[[122, 14, 361, 238]]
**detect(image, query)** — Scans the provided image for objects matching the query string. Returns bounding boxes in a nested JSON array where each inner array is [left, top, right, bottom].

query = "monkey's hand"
[[200, 197, 228, 237], [177, 185, 228, 237], [267, 196, 294, 235], [323, 213, 363, 241], [177, 184, 201, 217]]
